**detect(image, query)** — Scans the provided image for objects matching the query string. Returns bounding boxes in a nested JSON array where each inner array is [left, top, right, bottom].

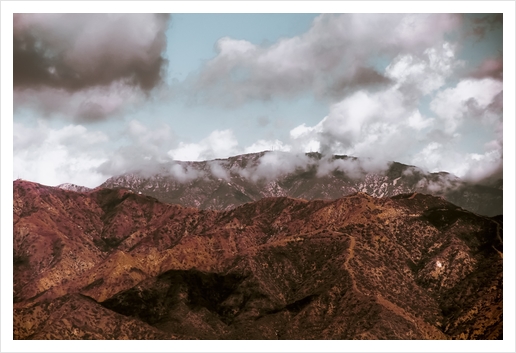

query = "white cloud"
[[411, 140, 502, 182], [385, 42, 461, 96], [305, 87, 416, 159], [217, 37, 257, 59], [242, 151, 313, 182], [168, 129, 239, 161], [412, 142, 446, 172], [323, 90, 384, 140], [430, 78, 503, 133], [244, 139, 291, 154], [316, 158, 365, 179], [289, 122, 323, 153], [281, 41, 501, 183], [190, 14, 461, 105], [169, 143, 204, 162], [90, 119, 179, 178], [208, 161, 230, 181], [14, 122, 108, 187], [169, 163, 202, 183], [13, 122, 48, 151], [407, 110, 434, 131], [126, 120, 175, 161]]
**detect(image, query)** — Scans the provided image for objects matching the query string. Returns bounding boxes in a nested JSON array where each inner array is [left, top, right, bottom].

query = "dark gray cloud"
[[325, 65, 392, 100], [487, 91, 503, 115], [468, 55, 503, 80], [468, 13, 503, 39], [13, 14, 170, 122], [13, 82, 144, 122], [14, 14, 170, 92]]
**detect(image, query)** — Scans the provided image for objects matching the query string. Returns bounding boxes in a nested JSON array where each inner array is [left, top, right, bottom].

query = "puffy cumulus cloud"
[[430, 78, 503, 134], [286, 79, 503, 184], [168, 129, 239, 161], [311, 87, 425, 160], [386, 42, 462, 97], [461, 150, 503, 184], [288, 37, 462, 158], [290, 77, 502, 182], [14, 122, 108, 187], [412, 90, 503, 185], [411, 140, 502, 184], [457, 116, 503, 184], [289, 123, 323, 153], [283, 50, 502, 184], [189, 13, 461, 105], [407, 110, 435, 131], [13, 14, 170, 121], [411, 142, 448, 173], [181, 13, 502, 184]]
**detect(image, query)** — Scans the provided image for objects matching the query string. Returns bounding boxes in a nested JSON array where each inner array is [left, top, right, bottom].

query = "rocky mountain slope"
[[56, 183, 92, 193], [13, 180, 502, 339], [100, 152, 503, 216]]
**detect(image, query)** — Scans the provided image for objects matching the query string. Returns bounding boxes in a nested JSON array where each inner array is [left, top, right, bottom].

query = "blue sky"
[[166, 14, 319, 82], [129, 13, 327, 147], [6, 7, 511, 189]]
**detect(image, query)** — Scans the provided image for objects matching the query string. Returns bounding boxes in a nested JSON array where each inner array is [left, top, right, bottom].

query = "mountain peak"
[[56, 183, 92, 193], [99, 153, 502, 216]]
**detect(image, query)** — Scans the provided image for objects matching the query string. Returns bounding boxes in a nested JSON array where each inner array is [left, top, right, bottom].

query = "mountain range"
[[14, 178, 503, 339], [95, 152, 502, 217]]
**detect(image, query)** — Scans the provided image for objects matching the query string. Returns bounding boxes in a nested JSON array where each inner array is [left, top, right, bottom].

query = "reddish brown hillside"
[[13, 181, 502, 340]]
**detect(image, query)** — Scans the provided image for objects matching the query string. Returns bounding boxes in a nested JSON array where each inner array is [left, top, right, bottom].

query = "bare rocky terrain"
[[14, 179, 502, 340]]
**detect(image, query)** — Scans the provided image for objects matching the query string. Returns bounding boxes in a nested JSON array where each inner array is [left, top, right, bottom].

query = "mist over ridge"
[[96, 151, 502, 217]]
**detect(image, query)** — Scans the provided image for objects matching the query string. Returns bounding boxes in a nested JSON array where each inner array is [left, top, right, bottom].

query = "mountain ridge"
[[13, 180, 502, 340], [99, 151, 502, 216]]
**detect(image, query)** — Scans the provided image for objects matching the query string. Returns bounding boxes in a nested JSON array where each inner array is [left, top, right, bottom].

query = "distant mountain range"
[[14, 179, 503, 339], [95, 152, 502, 217]]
